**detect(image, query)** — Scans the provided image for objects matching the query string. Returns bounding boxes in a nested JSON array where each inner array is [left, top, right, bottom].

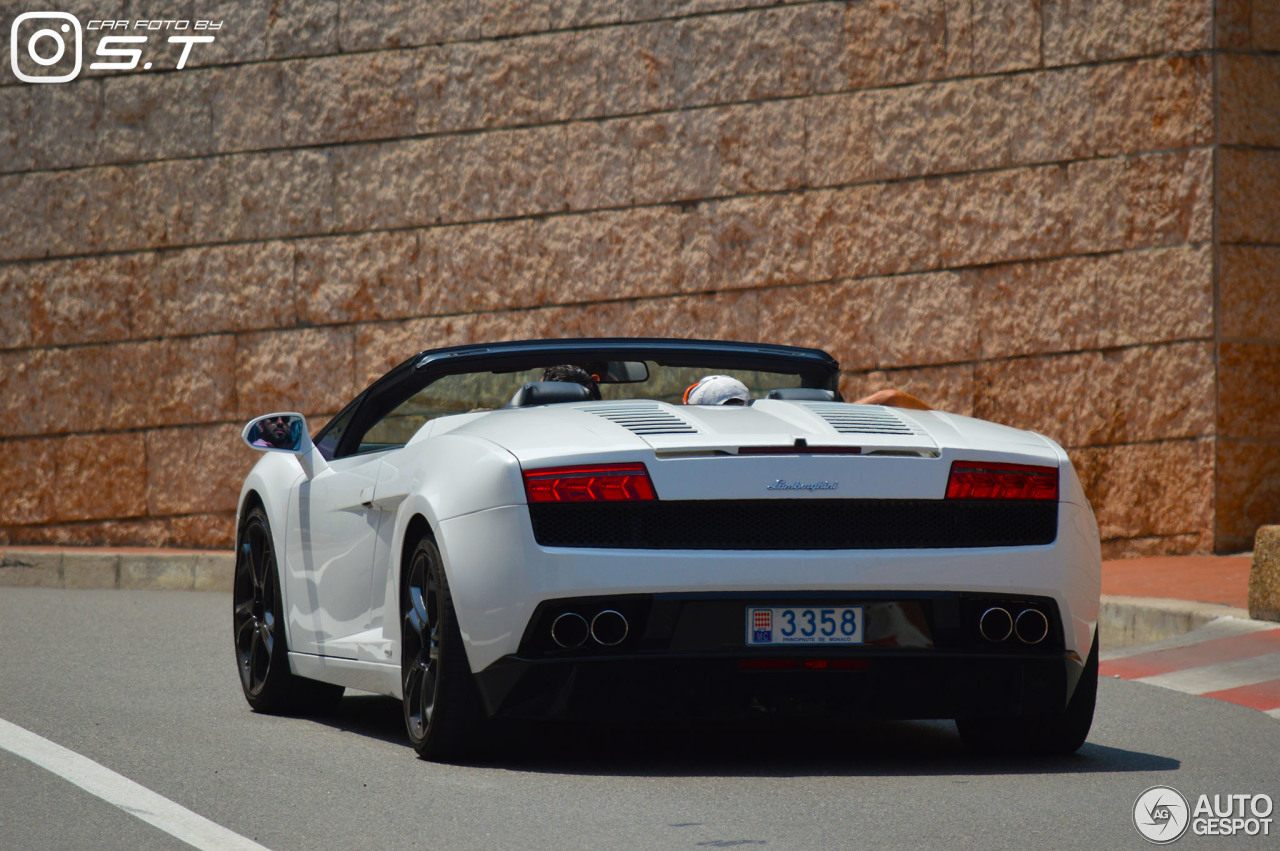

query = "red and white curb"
[[1101, 617, 1280, 719]]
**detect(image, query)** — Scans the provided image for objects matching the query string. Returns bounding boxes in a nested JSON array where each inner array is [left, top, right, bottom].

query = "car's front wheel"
[[401, 534, 486, 761], [956, 629, 1098, 756], [233, 505, 344, 714]]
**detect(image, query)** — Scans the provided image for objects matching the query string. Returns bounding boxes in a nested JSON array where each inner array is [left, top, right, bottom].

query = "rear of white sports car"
[[429, 397, 1101, 754], [236, 339, 1100, 759]]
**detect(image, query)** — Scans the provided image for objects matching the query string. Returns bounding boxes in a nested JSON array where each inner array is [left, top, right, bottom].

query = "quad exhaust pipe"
[[591, 610, 629, 646], [978, 607, 1013, 642], [1014, 608, 1049, 645], [979, 606, 1049, 645], [550, 610, 629, 648], [550, 612, 589, 648]]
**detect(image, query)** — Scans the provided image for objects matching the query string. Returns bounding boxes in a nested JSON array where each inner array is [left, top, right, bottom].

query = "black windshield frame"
[[315, 338, 840, 460]]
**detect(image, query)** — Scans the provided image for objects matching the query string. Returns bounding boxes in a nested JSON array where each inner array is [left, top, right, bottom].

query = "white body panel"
[[438, 501, 1101, 674], [238, 400, 1101, 701], [283, 452, 385, 657]]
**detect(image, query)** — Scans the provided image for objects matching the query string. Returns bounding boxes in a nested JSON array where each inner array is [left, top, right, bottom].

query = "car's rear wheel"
[[233, 505, 344, 714], [401, 534, 486, 761], [956, 629, 1098, 756]]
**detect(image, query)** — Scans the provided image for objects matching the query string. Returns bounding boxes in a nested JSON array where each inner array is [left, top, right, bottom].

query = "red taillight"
[[945, 461, 1059, 501], [523, 463, 657, 503]]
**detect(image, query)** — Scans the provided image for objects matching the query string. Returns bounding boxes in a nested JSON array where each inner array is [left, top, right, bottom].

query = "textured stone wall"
[[0, 0, 1272, 555], [1217, 2, 1280, 553]]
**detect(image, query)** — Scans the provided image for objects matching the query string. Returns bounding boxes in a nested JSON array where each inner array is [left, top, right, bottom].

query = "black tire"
[[956, 629, 1098, 756], [233, 506, 344, 714], [401, 535, 487, 761]]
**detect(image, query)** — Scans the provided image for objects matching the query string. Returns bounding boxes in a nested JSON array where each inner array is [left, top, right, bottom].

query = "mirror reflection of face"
[[259, 415, 292, 448]]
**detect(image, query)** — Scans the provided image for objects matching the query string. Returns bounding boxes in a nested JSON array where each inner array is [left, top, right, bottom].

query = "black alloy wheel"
[[401, 535, 485, 761], [401, 539, 440, 744], [232, 505, 343, 714]]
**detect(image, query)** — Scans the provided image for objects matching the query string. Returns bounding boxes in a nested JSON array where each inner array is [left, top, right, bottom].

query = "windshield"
[[318, 338, 840, 459], [359, 363, 810, 451]]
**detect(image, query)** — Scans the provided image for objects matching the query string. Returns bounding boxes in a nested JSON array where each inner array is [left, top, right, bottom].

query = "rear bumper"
[[438, 501, 1103, 673], [475, 651, 1084, 722], [473, 590, 1089, 721]]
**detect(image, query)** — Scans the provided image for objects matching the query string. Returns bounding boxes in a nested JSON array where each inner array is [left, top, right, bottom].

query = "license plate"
[[746, 606, 864, 645]]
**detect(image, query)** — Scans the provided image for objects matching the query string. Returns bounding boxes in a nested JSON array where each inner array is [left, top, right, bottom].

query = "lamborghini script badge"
[[766, 479, 838, 492]]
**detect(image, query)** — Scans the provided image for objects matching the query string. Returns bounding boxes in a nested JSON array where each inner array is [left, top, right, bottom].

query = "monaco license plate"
[[746, 606, 864, 646]]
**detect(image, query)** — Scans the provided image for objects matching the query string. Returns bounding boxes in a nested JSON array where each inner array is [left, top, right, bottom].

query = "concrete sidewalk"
[[1099, 554, 1253, 650], [0, 546, 234, 593], [0, 545, 1264, 650]]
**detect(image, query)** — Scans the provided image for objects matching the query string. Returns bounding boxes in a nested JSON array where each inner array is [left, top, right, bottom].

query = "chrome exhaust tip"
[[978, 607, 1013, 643], [1015, 608, 1049, 645], [550, 612, 589, 648], [590, 609, 629, 646]]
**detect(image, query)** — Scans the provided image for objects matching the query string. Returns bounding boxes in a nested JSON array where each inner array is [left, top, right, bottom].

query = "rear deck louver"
[[802, 402, 916, 435], [589, 403, 698, 435]]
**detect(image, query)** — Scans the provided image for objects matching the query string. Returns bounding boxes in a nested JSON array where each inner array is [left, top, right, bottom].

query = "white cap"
[[685, 375, 751, 405]]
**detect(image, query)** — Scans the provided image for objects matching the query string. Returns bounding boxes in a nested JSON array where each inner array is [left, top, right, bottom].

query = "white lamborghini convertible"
[[234, 338, 1101, 761]]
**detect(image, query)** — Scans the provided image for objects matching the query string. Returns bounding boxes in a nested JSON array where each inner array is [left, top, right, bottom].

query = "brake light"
[[945, 461, 1058, 501], [737, 446, 863, 456], [523, 463, 657, 503]]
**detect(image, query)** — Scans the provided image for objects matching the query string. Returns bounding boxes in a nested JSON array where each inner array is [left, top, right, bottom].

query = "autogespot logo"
[[1134, 786, 1190, 844]]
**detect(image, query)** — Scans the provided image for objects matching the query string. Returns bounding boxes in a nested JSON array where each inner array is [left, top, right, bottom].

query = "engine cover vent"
[[801, 402, 916, 435], [589, 403, 698, 435]]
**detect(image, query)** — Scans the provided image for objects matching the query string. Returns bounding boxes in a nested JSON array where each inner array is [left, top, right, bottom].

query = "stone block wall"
[[1217, 3, 1280, 553], [0, 0, 1274, 555]]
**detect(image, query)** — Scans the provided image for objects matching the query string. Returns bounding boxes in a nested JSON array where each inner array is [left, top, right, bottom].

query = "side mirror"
[[242, 413, 309, 454]]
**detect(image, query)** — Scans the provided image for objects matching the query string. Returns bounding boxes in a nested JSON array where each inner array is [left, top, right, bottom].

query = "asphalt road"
[[2, 588, 1278, 850]]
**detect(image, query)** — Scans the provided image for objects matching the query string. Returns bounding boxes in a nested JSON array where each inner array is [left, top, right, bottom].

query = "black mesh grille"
[[528, 499, 1057, 550]]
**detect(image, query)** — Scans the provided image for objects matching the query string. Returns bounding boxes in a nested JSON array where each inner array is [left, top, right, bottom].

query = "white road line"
[[0, 717, 270, 851], [1136, 652, 1280, 696]]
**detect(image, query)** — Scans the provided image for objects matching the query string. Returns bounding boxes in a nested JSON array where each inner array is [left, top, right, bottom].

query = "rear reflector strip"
[[740, 658, 869, 671], [945, 461, 1058, 501], [523, 463, 657, 503]]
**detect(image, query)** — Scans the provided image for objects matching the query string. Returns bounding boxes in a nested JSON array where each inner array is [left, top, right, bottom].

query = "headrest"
[[765, 388, 841, 402], [507, 381, 593, 407]]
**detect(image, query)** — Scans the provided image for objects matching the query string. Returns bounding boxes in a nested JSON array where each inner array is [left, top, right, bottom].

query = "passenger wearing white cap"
[[684, 375, 751, 406]]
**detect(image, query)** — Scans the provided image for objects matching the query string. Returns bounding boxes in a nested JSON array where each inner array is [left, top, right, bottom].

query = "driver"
[[542, 364, 602, 400], [252, 415, 294, 449]]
